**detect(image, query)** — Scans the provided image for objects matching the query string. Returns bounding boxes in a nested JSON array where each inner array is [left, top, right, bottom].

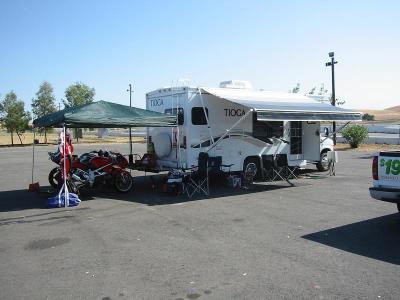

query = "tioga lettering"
[[224, 108, 246, 117], [150, 99, 164, 107]]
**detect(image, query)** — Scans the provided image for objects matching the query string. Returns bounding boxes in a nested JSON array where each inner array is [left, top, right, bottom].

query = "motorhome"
[[146, 80, 361, 178]]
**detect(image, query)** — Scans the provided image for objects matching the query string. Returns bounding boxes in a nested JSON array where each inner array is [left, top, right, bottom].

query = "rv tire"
[[316, 150, 330, 172]]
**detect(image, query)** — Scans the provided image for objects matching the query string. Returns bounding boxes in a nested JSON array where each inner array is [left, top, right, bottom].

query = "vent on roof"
[[219, 80, 253, 89]]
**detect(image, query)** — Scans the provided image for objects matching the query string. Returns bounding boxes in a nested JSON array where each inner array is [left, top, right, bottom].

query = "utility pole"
[[127, 84, 133, 165], [326, 52, 338, 145]]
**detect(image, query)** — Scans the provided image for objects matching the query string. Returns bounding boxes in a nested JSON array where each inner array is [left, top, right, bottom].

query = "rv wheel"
[[316, 151, 330, 172], [243, 158, 261, 180]]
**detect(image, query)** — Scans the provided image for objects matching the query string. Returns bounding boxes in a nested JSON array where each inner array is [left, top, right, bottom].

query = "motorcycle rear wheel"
[[114, 172, 133, 193]]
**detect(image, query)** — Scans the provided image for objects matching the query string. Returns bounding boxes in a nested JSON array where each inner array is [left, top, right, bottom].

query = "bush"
[[342, 125, 368, 148], [362, 113, 375, 121]]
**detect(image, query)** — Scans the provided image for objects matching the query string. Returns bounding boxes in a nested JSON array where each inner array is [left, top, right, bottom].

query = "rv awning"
[[33, 100, 177, 128], [201, 87, 362, 121]]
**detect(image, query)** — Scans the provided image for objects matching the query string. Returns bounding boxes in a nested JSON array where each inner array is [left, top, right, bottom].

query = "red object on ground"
[[28, 182, 40, 192]]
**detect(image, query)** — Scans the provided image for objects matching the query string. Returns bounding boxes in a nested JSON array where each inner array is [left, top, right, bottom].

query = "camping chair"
[[263, 154, 296, 183], [275, 154, 298, 181], [208, 156, 234, 176], [263, 155, 285, 181], [184, 152, 210, 198]]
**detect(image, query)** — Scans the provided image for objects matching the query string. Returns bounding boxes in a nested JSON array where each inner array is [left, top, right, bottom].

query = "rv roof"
[[146, 85, 312, 101], [145, 85, 361, 121], [201, 87, 313, 104]]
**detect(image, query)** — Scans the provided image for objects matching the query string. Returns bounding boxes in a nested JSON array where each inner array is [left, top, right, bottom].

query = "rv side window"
[[165, 108, 184, 125], [253, 114, 283, 142], [191, 107, 209, 125]]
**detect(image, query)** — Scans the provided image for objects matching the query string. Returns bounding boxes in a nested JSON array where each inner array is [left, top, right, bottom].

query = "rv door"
[[302, 121, 321, 162]]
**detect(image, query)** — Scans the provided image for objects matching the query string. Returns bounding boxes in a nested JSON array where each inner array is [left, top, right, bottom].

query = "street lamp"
[[326, 51, 338, 145], [127, 84, 133, 165]]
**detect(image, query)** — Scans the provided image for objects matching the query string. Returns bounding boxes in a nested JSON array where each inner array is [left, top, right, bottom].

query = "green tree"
[[0, 91, 31, 145], [342, 125, 369, 148], [64, 82, 95, 107], [31, 81, 57, 143], [63, 82, 95, 142]]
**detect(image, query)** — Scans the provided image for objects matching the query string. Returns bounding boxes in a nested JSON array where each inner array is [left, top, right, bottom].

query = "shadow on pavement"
[[0, 174, 304, 212], [0, 186, 93, 213], [82, 175, 300, 206], [0, 189, 49, 212], [302, 213, 400, 265], [1, 166, 326, 212]]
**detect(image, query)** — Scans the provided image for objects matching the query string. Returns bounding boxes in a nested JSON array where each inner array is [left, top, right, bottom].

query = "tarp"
[[33, 100, 177, 128], [201, 87, 362, 121]]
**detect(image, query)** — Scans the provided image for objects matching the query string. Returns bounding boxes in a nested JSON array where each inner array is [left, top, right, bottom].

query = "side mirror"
[[324, 127, 329, 137]]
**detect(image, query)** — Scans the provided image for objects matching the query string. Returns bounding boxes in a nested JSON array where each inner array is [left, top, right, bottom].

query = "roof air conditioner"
[[219, 80, 253, 89]]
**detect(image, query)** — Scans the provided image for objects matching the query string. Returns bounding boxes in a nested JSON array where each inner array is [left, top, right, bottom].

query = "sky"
[[0, 0, 399, 111]]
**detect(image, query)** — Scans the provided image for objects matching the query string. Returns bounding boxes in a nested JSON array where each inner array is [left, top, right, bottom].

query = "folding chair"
[[275, 154, 298, 180], [263, 155, 285, 181], [208, 156, 234, 176], [184, 152, 209, 198], [262, 154, 297, 183]]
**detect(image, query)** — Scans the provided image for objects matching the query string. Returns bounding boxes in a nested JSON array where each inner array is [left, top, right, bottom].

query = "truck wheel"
[[243, 158, 261, 180], [316, 151, 330, 172]]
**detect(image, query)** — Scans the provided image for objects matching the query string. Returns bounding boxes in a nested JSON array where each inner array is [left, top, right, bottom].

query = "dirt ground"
[[0, 131, 145, 146], [335, 143, 400, 152]]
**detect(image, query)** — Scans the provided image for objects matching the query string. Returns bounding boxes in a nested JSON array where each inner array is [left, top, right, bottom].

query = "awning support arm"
[[321, 121, 350, 143], [198, 88, 215, 145], [206, 109, 254, 153]]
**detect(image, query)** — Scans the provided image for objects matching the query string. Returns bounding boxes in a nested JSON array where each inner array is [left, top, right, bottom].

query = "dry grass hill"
[[362, 105, 400, 123]]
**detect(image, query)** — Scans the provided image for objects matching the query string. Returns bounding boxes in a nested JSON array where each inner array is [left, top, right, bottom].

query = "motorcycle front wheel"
[[48, 167, 62, 188], [114, 172, 133, 193]]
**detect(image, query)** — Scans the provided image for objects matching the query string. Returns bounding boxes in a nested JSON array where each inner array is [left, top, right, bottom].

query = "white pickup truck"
[[369, 151, 400, 212]]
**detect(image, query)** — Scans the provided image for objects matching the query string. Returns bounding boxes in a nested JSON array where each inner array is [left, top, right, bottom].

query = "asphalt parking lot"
[[0, 143, 399, 300]]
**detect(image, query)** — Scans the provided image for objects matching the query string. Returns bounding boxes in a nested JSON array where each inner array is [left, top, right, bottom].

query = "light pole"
[[326, 51, 338, 145], [127, 84, 133, 165]]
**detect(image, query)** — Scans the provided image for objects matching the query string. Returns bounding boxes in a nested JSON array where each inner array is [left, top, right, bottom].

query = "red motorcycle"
[[48, 150, 133, 193]]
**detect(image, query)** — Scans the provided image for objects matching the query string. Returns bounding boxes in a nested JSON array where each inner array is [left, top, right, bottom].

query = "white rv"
[[146, 81, 361, 178]]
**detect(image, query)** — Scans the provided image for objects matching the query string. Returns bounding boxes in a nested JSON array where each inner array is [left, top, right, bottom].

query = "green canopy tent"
[[33, 100, 177, 128], [32, 101, 177, 207]]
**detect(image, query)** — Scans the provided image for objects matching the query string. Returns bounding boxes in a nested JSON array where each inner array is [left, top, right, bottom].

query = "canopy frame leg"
[[58, 124, 70, 207]]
